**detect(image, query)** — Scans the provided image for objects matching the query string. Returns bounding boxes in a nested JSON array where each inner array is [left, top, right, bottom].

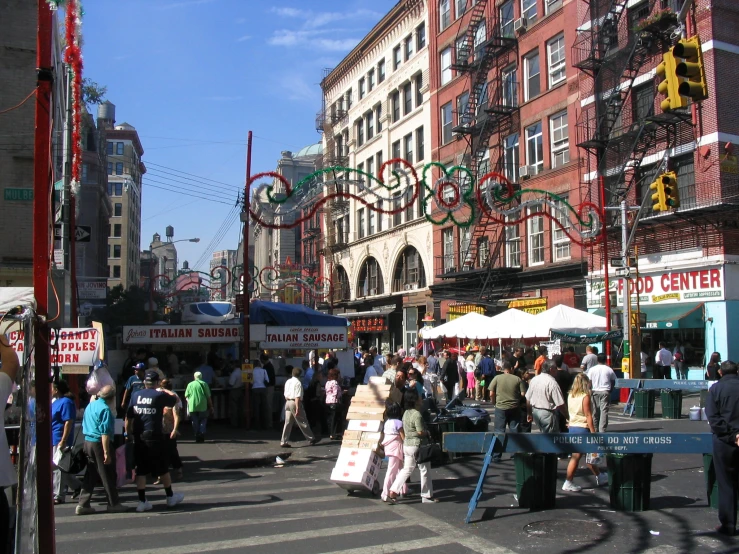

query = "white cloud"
[[156, 0, 216, 10], [276, 74, 319, 103], [236, 35, 252, 42]]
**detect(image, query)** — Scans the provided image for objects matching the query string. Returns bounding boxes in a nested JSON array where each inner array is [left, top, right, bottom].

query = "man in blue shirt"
[[121, 362, 146, 411], [195, 356, 215, 386], [76, 385, 126, 515], [51, 380, 81, 504], [478, 349, 496, 402]]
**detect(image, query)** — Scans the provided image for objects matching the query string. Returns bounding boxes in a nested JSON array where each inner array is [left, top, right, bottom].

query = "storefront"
[[586, 251, 739, 375]]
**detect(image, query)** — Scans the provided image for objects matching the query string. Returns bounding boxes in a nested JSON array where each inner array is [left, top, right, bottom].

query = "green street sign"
[[4, 188, 33, 201]]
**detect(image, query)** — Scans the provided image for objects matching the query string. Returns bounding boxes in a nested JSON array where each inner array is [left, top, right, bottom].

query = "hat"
[[194, 371, 203, 380], [148, 357, 159, 367], [144, 370, 160, 382], [133, 362, 146, 370]]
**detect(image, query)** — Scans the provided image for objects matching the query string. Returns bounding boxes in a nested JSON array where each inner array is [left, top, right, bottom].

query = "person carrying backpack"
[[478, 348, 496, 402]]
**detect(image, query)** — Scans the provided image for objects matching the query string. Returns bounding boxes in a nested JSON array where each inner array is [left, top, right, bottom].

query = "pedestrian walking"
[[489, 362, 524, 462], [120, 362, 146, 412], [261, 353, 276, 429], [195, 355, 216, 387], [51, 380, 82, 504], [580, 346, 598, 372], [388, 389, 438, 504], [465, 355, 476, 399], [706, 352, 722, 381], [478, 348, 496, 401], [562, 373, 607, 492], [251, 361, 270, 430], [325, 368, 344, 440], [381, 402, 407, 502], [227, 362, 244, 427], [157, 378, 183, 481], [185, 371, 213, 443], [281, 366, 319, 448], [654, 342, 673, 380], [512, 347, 527, 374], [534, 346, 548, 375], [526, 360, 568, 433], [76, 385, 127, 515], [426, 350, 439, 375], [126, 371, 184, 513], [705, 360, 739, 536], [587, 353, 616, 433], [519, 372, 534, 433]]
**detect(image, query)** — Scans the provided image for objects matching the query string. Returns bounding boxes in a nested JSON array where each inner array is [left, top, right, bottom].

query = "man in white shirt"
[[251, 362, 270, 430], [526, 361, 568, 434], [587, 353, 617, 432], [640, 351, 649, 377], [0, 338, 19, 549], [281, 366, 318, 448], [227, 363, 243, 427], [654, 342, 673, 380], [580, 346, 598, 372]]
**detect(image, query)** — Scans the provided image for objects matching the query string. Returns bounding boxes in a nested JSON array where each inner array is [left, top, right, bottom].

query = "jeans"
[[592, 391, 611, 433], [390, 444, 433, 499], [326, 403, 343, 438], [190, 411, 208, 438], [78, 441, 119, 508], [493, 407, 520, 461]]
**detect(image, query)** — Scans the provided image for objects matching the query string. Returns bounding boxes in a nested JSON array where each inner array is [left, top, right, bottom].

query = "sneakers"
[[136, 501, 153, 513], [75, 505, 96, 516], [562, 480, 582, 492], [107, 503, 128, 513], [596, 472, 609, 486], [166, 492, 185, 508]]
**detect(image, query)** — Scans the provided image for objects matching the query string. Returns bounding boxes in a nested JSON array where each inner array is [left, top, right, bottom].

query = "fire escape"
[[573, 0, 691, 222], [432, 0, 521, 308]]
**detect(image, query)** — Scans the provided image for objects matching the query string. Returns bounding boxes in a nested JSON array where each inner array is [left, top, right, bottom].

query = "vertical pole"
[[70, 195, 77, 323], [633, 245, 642, 379], [243, 131, 252, 428], [620, 200, 631, 376], [148, 256, 154, 323], [33, 2, 56, 552], [599, 175, 612, 366]]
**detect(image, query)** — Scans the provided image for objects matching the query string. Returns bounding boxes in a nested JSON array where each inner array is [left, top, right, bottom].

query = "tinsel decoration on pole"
[[63, 0, 83, 195]]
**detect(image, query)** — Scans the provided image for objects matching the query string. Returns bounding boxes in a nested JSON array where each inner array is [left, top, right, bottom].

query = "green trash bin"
[[514, 453, 558, 510], [634, 390, 656, 418], [661, 390, 683, 419], [607, 454, 652, 511]]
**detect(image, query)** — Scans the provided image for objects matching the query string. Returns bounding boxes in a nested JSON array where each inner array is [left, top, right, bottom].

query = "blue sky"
[[81, 0, 396, 271]]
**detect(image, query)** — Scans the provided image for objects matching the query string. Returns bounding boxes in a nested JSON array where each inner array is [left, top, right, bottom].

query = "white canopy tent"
[[485, 308, 539, 339], [419, 312, 495, 340], [530, 304, 609, 338]]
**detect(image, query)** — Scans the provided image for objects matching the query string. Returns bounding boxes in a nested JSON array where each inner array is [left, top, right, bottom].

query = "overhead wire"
[[142, 175, 235, 201], [145, 161, 242, 188], [191, 207, 241, 271], [142, 180, 234, 205], [145, 167, 243, 195]]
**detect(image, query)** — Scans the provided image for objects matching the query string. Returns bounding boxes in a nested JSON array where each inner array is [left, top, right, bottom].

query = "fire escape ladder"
[[477, 230, 509, 303], [572, 0, 629, 76]]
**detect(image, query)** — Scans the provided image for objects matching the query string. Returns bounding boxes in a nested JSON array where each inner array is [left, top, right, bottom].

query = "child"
[[465, 355, 476, 398], [381, 402, 407, 502]]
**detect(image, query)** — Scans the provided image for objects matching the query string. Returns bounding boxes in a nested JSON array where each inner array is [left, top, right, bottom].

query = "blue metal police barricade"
[[443, 432, 713, 523], [618, 379, 710, 417]]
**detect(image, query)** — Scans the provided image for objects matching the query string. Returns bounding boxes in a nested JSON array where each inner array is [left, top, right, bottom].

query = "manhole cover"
[[523, 519, 607, 542]]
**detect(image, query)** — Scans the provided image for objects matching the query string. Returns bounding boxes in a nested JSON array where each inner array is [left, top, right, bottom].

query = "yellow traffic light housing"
[[650, 176, 667, 212], [656, 51, 686, 112], [661, 171, 680, 209], [673, 36, 708, 102]]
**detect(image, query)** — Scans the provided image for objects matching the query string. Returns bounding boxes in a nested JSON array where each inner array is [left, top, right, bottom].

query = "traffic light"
[[661, 171, 680, 209], [650, 175, 667, 212], [673, 36, 708, 102], [656, 51, 686, 112]]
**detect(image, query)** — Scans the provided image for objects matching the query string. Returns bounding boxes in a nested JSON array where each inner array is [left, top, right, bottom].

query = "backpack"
[[674, 352, 683, 362]]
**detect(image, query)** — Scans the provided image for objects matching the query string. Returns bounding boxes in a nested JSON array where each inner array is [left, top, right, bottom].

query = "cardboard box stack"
[[330, 378, 391, 493]]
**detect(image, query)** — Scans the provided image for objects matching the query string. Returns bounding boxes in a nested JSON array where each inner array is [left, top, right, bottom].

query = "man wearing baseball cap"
[[125, 370, 184, 512], [121, 362, 146, 411]]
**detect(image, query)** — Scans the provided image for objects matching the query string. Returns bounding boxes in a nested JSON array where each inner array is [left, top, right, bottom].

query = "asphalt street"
[[53, 398, 739, 554]]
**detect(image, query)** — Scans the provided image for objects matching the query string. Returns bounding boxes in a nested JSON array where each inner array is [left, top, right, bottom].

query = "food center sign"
[[260, 326, 348, 349], [7, 328, 100, 366], [123, 325, 242, 344], [587, 266, 724, 307]]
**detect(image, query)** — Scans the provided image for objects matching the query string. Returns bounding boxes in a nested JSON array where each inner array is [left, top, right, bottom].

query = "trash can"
[[634, 390, 656, 419], [660, 390, 683, 419], [607, 453, 653, 512], [514, 453, 558, 510]]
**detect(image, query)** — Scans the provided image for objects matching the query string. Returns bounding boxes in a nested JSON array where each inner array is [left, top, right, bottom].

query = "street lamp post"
[[148, 238, 200, 323]]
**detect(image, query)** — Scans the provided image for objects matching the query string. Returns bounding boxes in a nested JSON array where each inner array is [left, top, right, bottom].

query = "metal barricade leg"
[[465, 436, 497, 524]]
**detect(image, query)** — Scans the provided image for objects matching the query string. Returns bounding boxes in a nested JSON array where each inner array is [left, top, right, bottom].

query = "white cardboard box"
[[336, 448, 382, 472], [330, 468, 376, 490], [346, 419, 383, 432]]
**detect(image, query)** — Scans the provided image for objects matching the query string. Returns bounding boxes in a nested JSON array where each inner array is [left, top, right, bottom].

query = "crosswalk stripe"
[[321, 536, 453, 553], [112, 483, 329, 503], [89, 521, 418, 554], [56, 505, 389, 543]]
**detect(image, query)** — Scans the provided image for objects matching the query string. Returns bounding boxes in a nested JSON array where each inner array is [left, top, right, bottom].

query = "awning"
[[594, 302, 704, 330], [342, 309, 395, 319], [249, 301, 349, 326], [551, 329, 624, 344]]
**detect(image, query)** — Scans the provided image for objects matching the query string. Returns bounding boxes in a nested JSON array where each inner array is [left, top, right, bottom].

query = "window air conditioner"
[[404, 284, 413, 290], [513, 18, 527, 33], [518, 165, 531, 179], [369, 288, 377, 296]]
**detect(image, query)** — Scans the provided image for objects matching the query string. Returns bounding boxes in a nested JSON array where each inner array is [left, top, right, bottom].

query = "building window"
[[505, 217, 521, 267], [375, 104, 383, 132], [456, 0, 467, 18], [546, 0, 563, 14], [346, 88, 352, 109], [394, 247, 425, 292], [525, 122, 543, 174], [456, 90, 470, 126], [115, 162, 124, 175], [393, 193, 402, 227], [114, 203, 122, 217], [107, 162, 113, 175], [443, 227, 455, 272], [403, 82, 412, 115], [502, 66, 518, 107], [378, 59, 386, 82], [460, 226, 471, 267], [359, 77, 365, 100], [552, 195, 571, 261], [416, 126, 425, 161], [474, 21, 486, 61], [376, 151, 384, 176], [393, 45, 402, 70], [368, 69, 375, 91], [377, 200, 383, 232], [500, 1, 514, 38], [414, 73, 423, 107], [358, 257, 383, 296], [113, 244, 121, 258], [522, 0, 537, 23], [440, 47, 453, 85], [113, 265, 121, 279], [504, 133, 519, 183], [107, 142, 113, 155], [547, 34, 566, 87], [391, 91, 400, 122], [356, 120, 364, 146], [357, 209, 365, 239], [550, 110, 569, 168], [441, 102, 453, 145], [440, 0, 451, 30], [367, 157, 375, 188], [416, 22, 426, 50], [527, 206, 545, 265], [524, 50, 540, 100], [632, 83, 655, 123], [366, 112, 374, 140], [478, 237, 490, 267], [113, 224, 122, 237], [358, 162, 365, 191], [392, 140, 401, 167], [368, 208, 375, 236], [404, 35, 413, 61], [116, 142, 124, 155], [404, 133, 413, 164]]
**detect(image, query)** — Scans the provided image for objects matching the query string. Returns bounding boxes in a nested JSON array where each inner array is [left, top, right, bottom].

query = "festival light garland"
[[63, 0, 84, 193], [246, 160, 603, 247]]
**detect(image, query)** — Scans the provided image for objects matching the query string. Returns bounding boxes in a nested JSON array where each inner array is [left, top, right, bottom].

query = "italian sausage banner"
[[123, 325, 243, 344], [260, 326, 348, 349]]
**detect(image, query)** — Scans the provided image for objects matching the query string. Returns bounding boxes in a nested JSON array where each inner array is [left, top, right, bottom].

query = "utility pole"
[[242, 131, 252, 428], [33, 1, 57, 552], [620, 200, 632, 375]]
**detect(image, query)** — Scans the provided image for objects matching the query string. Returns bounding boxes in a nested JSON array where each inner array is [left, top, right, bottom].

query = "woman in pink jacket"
[[381, 402, 407, 502]]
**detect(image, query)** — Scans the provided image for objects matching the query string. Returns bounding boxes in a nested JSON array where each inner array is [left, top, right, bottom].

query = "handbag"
[[414, 442, 442, 464], [55, 425, 82, 472]]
